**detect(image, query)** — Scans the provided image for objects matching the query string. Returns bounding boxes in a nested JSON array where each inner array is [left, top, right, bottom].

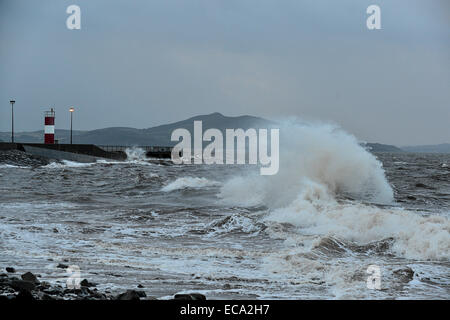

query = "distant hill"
[[0, 113, 275, 146], [74, 112, 276, 145], [1, 114, 447, 153], [402, 143, 450, 153], [362, 143, 404, 153], [0, 130, 84, 144]]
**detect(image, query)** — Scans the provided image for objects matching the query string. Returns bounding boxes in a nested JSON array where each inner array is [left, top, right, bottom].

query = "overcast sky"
[[0, 0, 449, 145]]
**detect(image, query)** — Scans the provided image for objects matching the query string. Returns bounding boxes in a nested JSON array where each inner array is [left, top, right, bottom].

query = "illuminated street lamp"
[[69, 107, 75, 144]]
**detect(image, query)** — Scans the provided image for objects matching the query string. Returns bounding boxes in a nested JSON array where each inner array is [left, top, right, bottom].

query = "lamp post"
[[69, 107, 74, 144], [10, 100, 15, 143]]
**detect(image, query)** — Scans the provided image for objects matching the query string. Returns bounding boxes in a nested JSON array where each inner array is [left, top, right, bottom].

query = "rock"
[[0, 150, 49, 167], [42, 288, 64, 296], [41, 293, 56, 300], [9, 280, 36, 292], [137, 284, 144, 288], [36, 291, 56, 300], [16, 290, 34, 301], [173, 293, 207, 300], [21, 272, 40, 284], [80, 279, 96, 287], [91, 292, 107, 300], [189, 293, 206, 300], [6, 267, 15, 273], [53, 228, 59, 233], [37, 281, 51, 290], [80, 287, 92, 295], [115, 290, 141, 301], [56, 263, 68, 269], [135, 290, 146, 298], [393, 267, 415, 282], [64, 286, 92, 296], [173, 294, 192, 300]]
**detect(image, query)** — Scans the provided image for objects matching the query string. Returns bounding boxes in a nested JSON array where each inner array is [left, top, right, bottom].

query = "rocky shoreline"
[[0, 267, 206, 301], [0, 150, 50, 167]]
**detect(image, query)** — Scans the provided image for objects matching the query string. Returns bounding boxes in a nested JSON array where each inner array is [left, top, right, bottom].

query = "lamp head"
[[69, 107, 75, 112]]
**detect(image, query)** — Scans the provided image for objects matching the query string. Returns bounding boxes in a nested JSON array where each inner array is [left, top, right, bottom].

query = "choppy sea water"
[[0, 142, 449, 299]]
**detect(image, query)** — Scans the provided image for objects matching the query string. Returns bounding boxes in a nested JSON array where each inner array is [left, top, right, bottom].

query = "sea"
[[0, 123, 449, 299]]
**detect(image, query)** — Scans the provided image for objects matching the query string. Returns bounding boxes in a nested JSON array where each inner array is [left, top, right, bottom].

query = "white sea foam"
[[39, 148, 150, 168], [265, 181, 450, 260], [161, 177, 220, 192], [42, 160, 95, 168], [0, 164, 29, 169], [206, 214, 261, 237], [125, 147, 147, 161], [219, 120, 450, 260]]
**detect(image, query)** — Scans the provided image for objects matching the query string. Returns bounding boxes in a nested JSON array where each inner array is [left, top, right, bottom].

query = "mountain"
[[74, 112, 276, 145], [2, 113, 447, 153], [0, 113, 275, 146], [0, 130, 84, 144], [402, 143, 450, 153], [363, 143, 404, 153]]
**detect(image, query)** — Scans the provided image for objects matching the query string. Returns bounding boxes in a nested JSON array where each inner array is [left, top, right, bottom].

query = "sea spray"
[[219, 120, 450, 260], [125, 147, 147, 161], [219, 120, 394, 208]]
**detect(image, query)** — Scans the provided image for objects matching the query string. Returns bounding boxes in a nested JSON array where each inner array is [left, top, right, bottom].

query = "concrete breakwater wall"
[[0, 143, 172, 163], [97, 145, 173, 159]]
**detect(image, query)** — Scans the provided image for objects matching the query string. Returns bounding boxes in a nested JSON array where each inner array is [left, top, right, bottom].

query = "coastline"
[[0, 267, 206, 301]]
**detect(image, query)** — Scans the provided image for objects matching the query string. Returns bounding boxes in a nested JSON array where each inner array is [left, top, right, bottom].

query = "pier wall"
[[0, 142, 172, 161]]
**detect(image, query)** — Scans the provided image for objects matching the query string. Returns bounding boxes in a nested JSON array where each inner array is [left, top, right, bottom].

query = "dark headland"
[[0, 113, 448, 153]]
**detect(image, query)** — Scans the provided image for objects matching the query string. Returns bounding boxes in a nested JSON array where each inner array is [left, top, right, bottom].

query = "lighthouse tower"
[[44, 108, 55, 144]]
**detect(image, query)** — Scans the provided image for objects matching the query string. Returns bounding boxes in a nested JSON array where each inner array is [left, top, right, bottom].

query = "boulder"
[[6, 267, 16, 273], [80, 279, 96, 287], [16, 290, 34, 301], [21, 272, 40, 284], [393, 267, 415, 282], [190, 293, 206, 300], [173, 293, 206, 300], [115, 290, 141, 300], [9, 280, 36, 292], [135, 290, 146, 298], [173, 294, 192, 300]]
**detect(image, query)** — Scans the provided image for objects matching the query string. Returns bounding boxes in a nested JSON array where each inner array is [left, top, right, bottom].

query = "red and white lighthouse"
[[44, 108, 55, 144]]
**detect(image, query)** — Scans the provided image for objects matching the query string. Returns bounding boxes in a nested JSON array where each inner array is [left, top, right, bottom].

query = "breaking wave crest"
[[42, 160, 95, 168], [0, 164, 29, 169], [265, 181, 450, 260], [162, 177, 220, 192], [125, 147, 147, 161], [219, 120, 450, 260], [220, 121, 393, 207]]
